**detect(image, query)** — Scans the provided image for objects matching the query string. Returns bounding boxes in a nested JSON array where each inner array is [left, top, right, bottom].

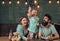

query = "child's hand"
[[28, 7, 31, 13]]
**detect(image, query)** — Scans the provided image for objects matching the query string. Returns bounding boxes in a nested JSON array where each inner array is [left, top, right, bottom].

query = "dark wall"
[[0, 24, 18, 36], [0, 0, 60, 36], [0, 0, 60, 24], [0, 0, 28, 24]]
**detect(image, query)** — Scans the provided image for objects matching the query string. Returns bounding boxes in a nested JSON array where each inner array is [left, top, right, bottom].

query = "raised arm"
[[27, 6, 32, 18]]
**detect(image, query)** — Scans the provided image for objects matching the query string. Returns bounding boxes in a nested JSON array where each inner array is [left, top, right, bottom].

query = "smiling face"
[[32, 9, 37, 16], [42, 16, 49, 26], [42, 14, 52, 26], [42, 16, 51, 26], [21, 18, 28, 26]]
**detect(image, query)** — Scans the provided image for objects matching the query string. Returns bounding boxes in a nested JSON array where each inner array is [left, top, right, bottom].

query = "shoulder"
[[39, 24, 43, 29], [50, 24, 55, 28], [17, 24, 22, 29], [49, 24, 56, 30], [36, 16, 39, 19], [28, 16, 33, 19], [17, 24, 22, 27]]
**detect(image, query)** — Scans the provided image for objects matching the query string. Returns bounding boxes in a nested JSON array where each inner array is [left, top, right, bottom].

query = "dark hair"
[[44, 14, 52, 20], [19, 16, 29, 28], [19, 16, 29, 24]]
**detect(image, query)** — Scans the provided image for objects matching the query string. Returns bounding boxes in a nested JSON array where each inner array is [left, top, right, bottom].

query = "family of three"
[[9, 7, 59, 41]]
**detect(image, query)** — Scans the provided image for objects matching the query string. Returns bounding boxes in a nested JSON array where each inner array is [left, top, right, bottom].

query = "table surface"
[[27, 39, 60, 41]]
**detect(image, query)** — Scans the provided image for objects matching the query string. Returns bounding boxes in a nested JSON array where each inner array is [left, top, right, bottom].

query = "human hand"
[[41, 36, 49, 40], [26, 38, 30, 41], [28, 7, 31, 13], [47, 35, 52, 40]]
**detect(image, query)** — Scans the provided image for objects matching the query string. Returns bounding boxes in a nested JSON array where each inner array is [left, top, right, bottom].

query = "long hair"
[[19, 16, 29, 28]]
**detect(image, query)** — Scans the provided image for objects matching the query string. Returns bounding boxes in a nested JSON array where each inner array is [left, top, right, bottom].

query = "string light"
[[25, 0, 28, 5], [57, 0, 59, 4], [9, 0, 12, 4], [2, 0, 60, 6], [37, 4, 40, 8], [17, 0, 20, 4], [34, 0, 37, 4], [25, 2, 28, 5], [48, 0, 52, 4], [2, 0, 5, 4]]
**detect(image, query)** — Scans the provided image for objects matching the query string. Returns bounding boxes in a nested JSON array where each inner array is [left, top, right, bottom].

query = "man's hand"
[[47, 35, 52, 40], [41, 35, 52, 40], [26, 38, 30, 41]]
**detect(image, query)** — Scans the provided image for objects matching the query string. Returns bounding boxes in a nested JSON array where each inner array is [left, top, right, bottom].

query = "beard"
[[42, 21, 48, 26]]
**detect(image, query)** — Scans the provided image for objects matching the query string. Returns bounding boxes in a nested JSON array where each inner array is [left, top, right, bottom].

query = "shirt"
[[16, 24, 27, 40], [39, 24, 57, 37], [28, 16, 39, 33]]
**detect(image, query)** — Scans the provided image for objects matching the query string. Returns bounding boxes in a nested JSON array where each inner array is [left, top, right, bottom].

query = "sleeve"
[[16, 25, 26, 40], [51, 25, 57, 34]]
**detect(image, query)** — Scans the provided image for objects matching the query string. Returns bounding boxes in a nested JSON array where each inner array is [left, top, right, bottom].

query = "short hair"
[[44, 14, 52, 20]]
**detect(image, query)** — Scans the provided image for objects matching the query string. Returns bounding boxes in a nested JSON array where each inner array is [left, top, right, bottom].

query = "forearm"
[[27, 12, 32, 18], [51, 36, 59, 40], [51, 33, 59, 40], [27, 7, 32, 17]]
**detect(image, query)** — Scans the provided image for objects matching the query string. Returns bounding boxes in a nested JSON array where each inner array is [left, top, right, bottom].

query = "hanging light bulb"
[[17, 0, 20, 4], [34, 0, 37, 4], [57, 0, 59, 4], [37, 4, 40, 8], [25, 0, 28, 5], [25, 2, 28, 5], [2, 0, 5, 4], [9, 0, 12, 4], [49, 0, 52, 4]]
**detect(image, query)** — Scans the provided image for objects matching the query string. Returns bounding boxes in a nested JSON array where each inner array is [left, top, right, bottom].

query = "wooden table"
[[27, 39, 60, 41]]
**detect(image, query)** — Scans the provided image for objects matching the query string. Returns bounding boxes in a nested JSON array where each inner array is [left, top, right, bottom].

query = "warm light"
[[25, 2, 28, 5], [9, 1, 12, 4], [17, 1, 20, 4], [2, 1, 5, 4], [49, 0, 52, 4], [37, 5, 40, 8], [34, 0, 37, 4], [57, 1, 59, 4]]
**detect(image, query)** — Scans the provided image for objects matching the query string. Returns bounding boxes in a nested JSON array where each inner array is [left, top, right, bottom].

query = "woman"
[[16, 16, 30, 41]]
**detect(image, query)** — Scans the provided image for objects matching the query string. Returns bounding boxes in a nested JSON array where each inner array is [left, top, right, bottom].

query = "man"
[[27, 7, 39, 39], [39, 14, 59, 40]]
